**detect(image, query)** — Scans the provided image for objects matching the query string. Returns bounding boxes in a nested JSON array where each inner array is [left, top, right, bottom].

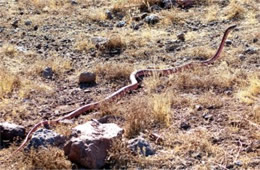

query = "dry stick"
[[11, 25, 237, 156]]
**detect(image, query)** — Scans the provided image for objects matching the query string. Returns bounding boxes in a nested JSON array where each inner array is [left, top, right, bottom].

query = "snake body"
[[13, 25, 236, 154]]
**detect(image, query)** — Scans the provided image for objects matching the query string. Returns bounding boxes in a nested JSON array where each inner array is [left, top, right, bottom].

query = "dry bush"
[[82, 7, 107, 21], [168, 62, 238, 92], [223, 0, 245, 20], [7, 147, 72, 169], [0, 69, 20, 98], [160, 8, 187, 25], [74, 39, 95, 52], [1, 44, 18, 58], [236, 74, 260, 104], [95, 62, 133, 80], [28, 55, 72, 76]]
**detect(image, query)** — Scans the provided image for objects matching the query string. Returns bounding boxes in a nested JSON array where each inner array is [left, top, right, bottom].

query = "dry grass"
[[223, 0, 246, 20], [0, 69, 20, 99], [95, 62, 133, 80], [1, 147, 72, 170]]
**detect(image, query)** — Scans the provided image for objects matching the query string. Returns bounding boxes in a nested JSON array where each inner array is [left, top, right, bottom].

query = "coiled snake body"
[[13, 25, 236, 154]]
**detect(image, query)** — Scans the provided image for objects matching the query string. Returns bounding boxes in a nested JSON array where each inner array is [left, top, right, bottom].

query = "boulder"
[[26, 128, 65, 150], [64, 120, 124, 168], [0, 122, 25, 148]]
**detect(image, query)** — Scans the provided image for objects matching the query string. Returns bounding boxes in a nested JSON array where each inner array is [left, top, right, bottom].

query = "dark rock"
[[0, 122, 25, 148], [161, 0, 176, 9], [177, 0, 195, 8], [11, 20, 19, 28], [116, 21, 126, 27], [33, 25, 38, 31], [131, 22, 144, 30], [225, 39, 232, 46], [151, 5, 161, 11], [144, 15, 160, 25], [127, 137, 155, 156], [195, 104, 203, 111], [70, 0, 78, 5], [253, 38, 258, 43], [238, 54, 246, 61], [26, 128, 65, 150], [0, 27, 4, 33], [202, 113, 214, 121], [166, 44, 179, 52], [180, 122, 191, 130], [42, 67, 54, 79], [177, 32, 185, 41], [244, 47, 257, 54], [64, 120, 124, 168], [79, 72, 96, 84], [105, 10, 113, 20], [24, 20, 32, 26]]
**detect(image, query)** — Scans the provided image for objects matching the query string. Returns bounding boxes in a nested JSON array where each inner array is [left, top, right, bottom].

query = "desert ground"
[[0, 0, 259, 169]]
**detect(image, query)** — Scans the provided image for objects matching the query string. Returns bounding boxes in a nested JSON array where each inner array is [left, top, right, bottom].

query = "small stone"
[[79, 72, 96, 84], [202, 113, 214, 121], [33, 25, 38, 31], [70, 0, 78, 5], [151, 5, 161, 11], [26, 128, 65, 150], [105, 10, 113, 20], [238, 54, 246, 61], [177, 32, 185, 42], [161, 0, 176, 9], [24, 20, 32, 26], [225, 39, 232, 46], [253, 38, 258, 43], [127, 137, 155, 156], [177, 0, 195, 8], [166, 44, 179, 52], [180, 122, 191, 130], [195, 104, 203, 111], [0, 27, 4, 33], [244, 47, 257, 54], [116, 21, 126, 27], [42, 67, 54, 79], [144, 15, 160, 25], [11, 20, 19, 28]]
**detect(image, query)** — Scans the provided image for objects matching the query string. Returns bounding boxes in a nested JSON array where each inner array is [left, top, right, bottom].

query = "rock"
[[177, 32, 185, 41], [64, 120, 124, 168], [194, 104, 203, 111], [238, 54, 246, 61], [79, 72, 96, 84], [24, 20, 32, 26], [144, 15, 160, 25], [70, 0, 78, 5], [131, 22, 144, 30], [180, 122, 191, 130], [105, 10, 113, 20], [33, 25, 38, 31], [11, 20, 19, 28], [176, 0, 195, 8], [161, 0, 176, 9], [91, 36, 108, 47], [202, 112, 214, 121], [151, 5, 161, 11], [127, 137, 155, 156], [0, 27, 4, 33], [225, 39, 232, 46], [0, 122, 25, 148], [42, 67, 54, 79], [253, 38, 258, 43], [116, 21, 126, 27], [166, 44, 179, 52], [244, 47, 257, 55], [26, 128, 65, 150]]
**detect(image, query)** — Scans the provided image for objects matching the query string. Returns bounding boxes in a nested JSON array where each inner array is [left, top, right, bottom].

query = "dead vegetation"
[[0, 0, 259, 169]]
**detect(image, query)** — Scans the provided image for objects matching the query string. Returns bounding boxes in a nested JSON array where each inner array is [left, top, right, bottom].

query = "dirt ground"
[[0, 0, 259, 169]]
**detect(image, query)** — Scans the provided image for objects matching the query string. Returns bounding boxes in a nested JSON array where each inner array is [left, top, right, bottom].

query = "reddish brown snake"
[[12, 25, 236, 155]]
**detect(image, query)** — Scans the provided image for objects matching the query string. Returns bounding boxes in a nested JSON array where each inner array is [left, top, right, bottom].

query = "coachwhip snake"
[[12, 25, 236, 155]]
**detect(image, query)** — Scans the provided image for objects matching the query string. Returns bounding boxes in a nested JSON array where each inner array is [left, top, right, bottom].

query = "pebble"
[[127, 137, 155, 156], [116, 21, 126, 27], [225, 39, 232, 46], [180, 122, 191, 130], [177, 32, 185, 42], [24, 20, 32, 26], [144, 15, 160, 25], [244, 47, 257, 54], [105, 10, 113, 20], [42, 67, 54, 79]]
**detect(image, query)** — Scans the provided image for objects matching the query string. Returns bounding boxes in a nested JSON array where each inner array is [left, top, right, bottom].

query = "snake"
[[12, 25, 236, 155]]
